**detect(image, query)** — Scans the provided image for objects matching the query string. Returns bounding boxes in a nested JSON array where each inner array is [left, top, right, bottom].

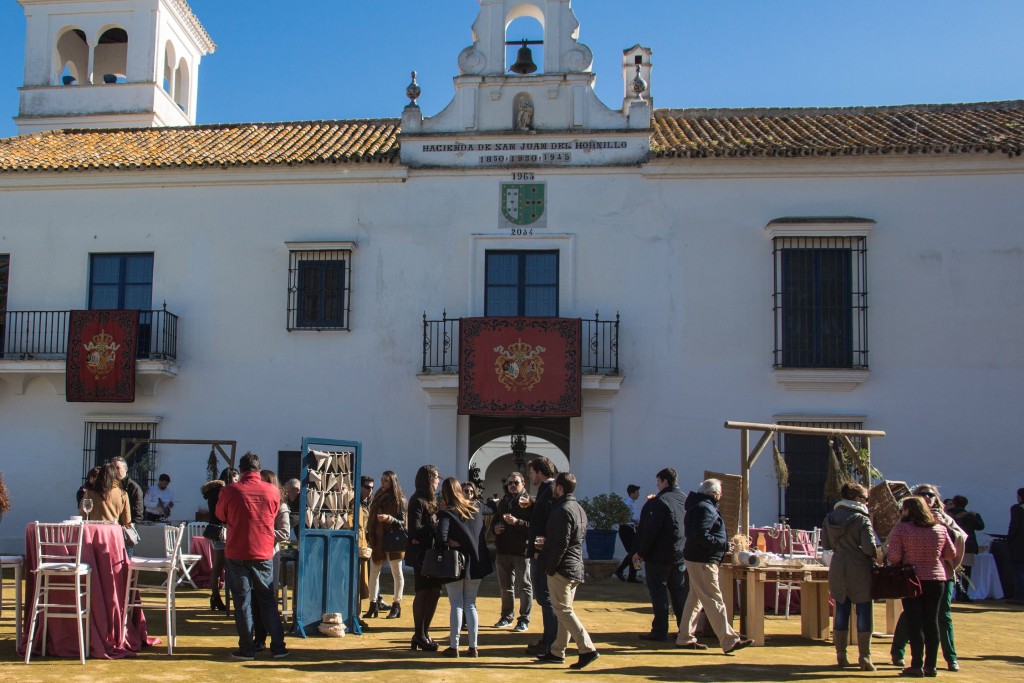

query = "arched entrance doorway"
[[467, 416, 569, 500]]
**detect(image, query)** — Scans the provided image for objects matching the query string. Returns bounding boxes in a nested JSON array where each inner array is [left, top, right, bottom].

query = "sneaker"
[[948, 660, 960, 672], [513, 618, 529, 632], [493, 616, 514, 628], [570, 651, 600, 669], [724, 638, 754, 654], [272, 649, 290, 659], [535, 652, 565, 664], [231, 650, 255, 661]]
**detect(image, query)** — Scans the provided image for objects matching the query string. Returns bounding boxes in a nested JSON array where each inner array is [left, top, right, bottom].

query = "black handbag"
[[420, 547, 465, 580], [203, 522, 227, 542], [871, 562, 923, 600], [382, 528, 409, 553]]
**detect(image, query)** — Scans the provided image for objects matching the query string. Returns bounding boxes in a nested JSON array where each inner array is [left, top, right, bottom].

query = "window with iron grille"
[[286, 243, 353, 331], [779, 419, 864, 530], [773, 236, 867, 369], [485, 250, 558, 317], [82, 418, 159, 489]]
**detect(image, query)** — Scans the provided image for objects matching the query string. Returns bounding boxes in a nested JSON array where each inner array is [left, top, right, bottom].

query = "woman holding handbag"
[[887, 495, 956, 678], [890, 484, 966, 672], [366, 470, 407, 619], [437, 477, 493, 657], [201, 466, 239, 611], [407, 464, 442, 651], [822, 482, 880, 671]]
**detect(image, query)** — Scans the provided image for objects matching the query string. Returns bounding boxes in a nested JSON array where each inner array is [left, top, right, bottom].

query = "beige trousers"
[[548, 571, 597, 658], [678, 560, 740, 651]]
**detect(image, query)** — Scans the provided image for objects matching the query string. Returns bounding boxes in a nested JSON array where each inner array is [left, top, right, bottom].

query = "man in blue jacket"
[[677, 478, 753, 654], [634, 467, 688, 642]]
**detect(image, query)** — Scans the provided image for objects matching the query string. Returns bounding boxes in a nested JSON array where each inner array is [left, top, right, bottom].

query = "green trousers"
[[891, 579, 956, 664]]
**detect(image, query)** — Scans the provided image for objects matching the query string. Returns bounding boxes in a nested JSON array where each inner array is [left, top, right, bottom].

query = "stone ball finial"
[[631, 64, 648, 101], [406, 71, 422, 106]]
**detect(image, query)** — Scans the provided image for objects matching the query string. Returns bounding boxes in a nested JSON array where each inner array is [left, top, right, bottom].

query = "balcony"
[[422, 312, 620, 376], [0, 308, 180, 396]]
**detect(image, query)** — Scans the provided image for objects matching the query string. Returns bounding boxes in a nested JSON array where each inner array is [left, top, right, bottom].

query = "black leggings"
[[902, 580, 944, 670]]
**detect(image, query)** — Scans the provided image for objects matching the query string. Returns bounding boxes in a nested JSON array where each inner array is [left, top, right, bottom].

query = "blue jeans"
[[644, 562, 688, 636], [531, 553, 557, 646], [225, 558, 285, 655], [446, 578, 481, 648], [834, 597, 873, 633]]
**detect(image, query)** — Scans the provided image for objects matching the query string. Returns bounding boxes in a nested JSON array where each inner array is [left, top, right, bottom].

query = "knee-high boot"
[[858, 632, 876, 671], [834, 630, 851, 668]]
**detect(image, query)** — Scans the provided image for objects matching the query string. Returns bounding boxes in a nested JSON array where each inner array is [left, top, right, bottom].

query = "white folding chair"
[[175, 522, 206, 588], [24, 523, 91, 665], [774, 574, 799, 618], [1, 554, 25, 649], [125, 523, 182, 654]]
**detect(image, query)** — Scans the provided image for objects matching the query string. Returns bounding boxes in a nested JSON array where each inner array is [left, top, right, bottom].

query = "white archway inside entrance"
[[469, 436, 568, 501]]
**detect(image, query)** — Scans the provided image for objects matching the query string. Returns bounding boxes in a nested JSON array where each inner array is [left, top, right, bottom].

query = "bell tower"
[[401, 0, 651, 144], [14, 0, 215, 135]]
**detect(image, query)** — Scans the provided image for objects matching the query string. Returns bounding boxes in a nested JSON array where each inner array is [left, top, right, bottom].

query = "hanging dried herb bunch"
[[0, 471, 11, 514], [824, 437, 854, 502], [773, 438, 789, 488]]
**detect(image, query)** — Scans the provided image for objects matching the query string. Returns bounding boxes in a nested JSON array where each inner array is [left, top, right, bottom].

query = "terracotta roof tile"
[[0, 119, 400, 173], [2, 101, 1023, 173], [651, 101, 1024, 158]]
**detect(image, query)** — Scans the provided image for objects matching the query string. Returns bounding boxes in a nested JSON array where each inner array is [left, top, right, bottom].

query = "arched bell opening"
[[162, 41, 177, 94], [504, 15, 544, 74], [55, 28, 88, 85], [173, 58, 190, 112], [94, 27, 128, 83]]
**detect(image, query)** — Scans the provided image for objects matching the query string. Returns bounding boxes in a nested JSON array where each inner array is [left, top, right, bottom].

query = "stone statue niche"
[[514, 92, 535, 132]]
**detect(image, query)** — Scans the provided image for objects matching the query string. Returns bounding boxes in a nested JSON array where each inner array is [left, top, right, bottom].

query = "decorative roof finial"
[[406, 71, 421, 107], [631, 64, 648, 101]]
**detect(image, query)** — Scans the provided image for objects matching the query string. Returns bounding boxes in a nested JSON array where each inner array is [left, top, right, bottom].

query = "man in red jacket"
[[216, 451, 289, 660]]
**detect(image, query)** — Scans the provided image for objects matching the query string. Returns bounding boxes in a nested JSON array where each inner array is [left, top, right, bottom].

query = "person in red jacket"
[[216, 451, 289, 661]]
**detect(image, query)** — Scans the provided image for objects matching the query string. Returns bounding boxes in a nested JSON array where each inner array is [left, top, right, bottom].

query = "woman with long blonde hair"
[[437, 477, 493, 658]]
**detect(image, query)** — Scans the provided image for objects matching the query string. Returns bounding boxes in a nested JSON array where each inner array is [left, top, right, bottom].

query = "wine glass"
[[81, 497, 94, 521]]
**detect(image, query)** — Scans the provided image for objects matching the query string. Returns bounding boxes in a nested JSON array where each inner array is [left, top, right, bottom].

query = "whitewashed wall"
[[1, 153, 1022, 552]]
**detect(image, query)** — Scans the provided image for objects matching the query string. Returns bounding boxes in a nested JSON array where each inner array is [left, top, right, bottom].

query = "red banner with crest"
[[66, 310, 139, 403], [458, 317, 581, 417]]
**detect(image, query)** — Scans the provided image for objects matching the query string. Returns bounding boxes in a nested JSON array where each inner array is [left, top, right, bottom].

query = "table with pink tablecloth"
[[19, 522, 150, 659], [749, 527, 816, 614], [188, 536, 216, 589]]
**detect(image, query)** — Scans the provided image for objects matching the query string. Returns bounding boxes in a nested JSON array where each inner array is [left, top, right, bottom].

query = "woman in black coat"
[[406, 464, 441, 651], [437, 477, 493, 658], [200, 466, 238, 611]]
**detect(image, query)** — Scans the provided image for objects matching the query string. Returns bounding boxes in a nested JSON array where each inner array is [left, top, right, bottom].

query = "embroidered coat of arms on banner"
[[65, 310, 140, 402], [458, 317, 581, 417]]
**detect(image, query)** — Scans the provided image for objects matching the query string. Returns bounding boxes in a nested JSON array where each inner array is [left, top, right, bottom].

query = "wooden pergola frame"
[[724, 420, 886, 535], [119, 438, 238, 471]]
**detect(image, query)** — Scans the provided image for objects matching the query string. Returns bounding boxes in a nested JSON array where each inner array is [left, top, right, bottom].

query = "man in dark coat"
[[112, 455, 144, 525], [634, 467, 688, 642], [677, 478, 753, 654], [525, 456, 558, 656], [536, 472, 599, 670], [492, 471, 533, 631], [1008, 487, 1024, 604]]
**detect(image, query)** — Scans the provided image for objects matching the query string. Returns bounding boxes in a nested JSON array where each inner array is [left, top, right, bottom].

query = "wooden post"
[[741, 428, 749, 535]]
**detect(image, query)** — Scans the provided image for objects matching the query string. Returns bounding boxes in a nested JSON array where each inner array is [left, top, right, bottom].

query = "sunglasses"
[[920, 492, 936, 499]]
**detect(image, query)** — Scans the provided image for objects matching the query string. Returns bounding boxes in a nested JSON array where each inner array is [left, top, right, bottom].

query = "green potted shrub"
[[578, 493, 632, 560]]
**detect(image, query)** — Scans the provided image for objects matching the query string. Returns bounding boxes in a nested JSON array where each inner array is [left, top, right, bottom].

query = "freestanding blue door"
[[294, 437, 362, 636]]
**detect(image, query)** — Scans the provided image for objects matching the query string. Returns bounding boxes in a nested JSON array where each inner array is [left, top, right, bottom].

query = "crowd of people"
[[68, 453, 1024, 670]]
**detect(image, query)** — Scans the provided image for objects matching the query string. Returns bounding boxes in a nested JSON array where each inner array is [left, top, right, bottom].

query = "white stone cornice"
[[0, 358, 180, 396], [772, 368, 869, 391], [641, 154, 1024, 179]]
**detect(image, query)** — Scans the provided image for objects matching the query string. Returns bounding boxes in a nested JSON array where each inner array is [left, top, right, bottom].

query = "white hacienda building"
[[1, 0, 1022, 552]]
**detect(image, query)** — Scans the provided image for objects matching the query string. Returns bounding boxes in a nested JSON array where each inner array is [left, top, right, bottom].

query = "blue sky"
[[1, 0, 1022, 139]]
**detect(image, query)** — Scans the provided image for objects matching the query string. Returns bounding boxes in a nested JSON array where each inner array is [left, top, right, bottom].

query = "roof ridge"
[[655, 100, 1024, 119]]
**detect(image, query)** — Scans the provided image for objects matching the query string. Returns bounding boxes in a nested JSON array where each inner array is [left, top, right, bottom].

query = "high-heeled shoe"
[[385, 602, 401, 619], [410, 635, 439, 652], [210, 594, 227, 611], [363, 602, 379, 619]]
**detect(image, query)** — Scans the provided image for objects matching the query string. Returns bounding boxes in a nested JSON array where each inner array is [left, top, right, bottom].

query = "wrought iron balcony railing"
[[1, 308, 179, 361], [422, 312, 619, 375]]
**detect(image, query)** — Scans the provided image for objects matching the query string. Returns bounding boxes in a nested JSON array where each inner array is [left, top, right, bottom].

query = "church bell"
[[509, 41, 538, 75]]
